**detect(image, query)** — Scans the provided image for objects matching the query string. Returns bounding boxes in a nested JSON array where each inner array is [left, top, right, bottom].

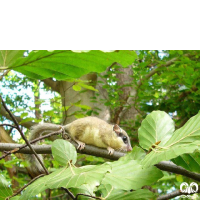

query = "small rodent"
[[27, 116, 132, 177]]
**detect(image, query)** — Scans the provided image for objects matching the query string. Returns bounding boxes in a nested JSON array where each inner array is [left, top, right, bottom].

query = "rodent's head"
[[113, 124, 132, 152]]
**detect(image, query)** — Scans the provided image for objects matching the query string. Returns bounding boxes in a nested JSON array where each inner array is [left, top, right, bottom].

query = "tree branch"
[[0, 142, 125, 160], [1, 143, 200, 182], [157, 188, 200, 200], [0, 95, 48, 175], [155, 161, 200, 182]]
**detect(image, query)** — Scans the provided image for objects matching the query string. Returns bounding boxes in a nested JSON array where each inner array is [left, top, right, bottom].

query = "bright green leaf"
[[73, 84, 82, 91], [172, 150, 200, 173], [52, 139, 77, 166], [0, 175, 13, 200], [119, 146, 145, 161], [8, 50, 137, 80], [0, 50, 25, 69], [138, 111, 175, 150], [102, 160, 163, 190], [141, 142, 198, 167]]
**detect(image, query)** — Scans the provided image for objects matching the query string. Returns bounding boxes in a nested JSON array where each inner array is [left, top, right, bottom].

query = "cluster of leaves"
[[135, 50, 200, 123], [1, 50, 200, 199], [1, 111, 200, 199]]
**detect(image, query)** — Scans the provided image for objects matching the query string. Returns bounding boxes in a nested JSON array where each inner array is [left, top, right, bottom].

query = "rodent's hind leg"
[[107, 147, 115, 155], [75, 140, 85, 150]]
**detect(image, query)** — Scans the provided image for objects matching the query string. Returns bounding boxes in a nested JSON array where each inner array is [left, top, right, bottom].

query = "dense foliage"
[[0, 50, 200, 200]]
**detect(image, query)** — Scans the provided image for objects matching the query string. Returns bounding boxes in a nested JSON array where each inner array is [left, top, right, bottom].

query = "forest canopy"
[[0, 50, 200, 200]]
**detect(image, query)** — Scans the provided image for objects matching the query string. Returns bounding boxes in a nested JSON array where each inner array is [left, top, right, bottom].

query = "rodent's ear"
[[113, 124, 121, 135]]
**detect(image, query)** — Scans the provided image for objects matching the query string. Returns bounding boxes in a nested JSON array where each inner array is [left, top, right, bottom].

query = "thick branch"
[[0, 143, 125, 160], [155, 161, 200, 182]]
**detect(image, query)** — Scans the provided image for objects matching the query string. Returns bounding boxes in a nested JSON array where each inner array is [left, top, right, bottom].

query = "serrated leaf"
[[102, 160, 163, 190], [0, 175, 13, 200], [8, 50, 137, 80], [52, 139, 77, 166], [138, 111, 175, 150]]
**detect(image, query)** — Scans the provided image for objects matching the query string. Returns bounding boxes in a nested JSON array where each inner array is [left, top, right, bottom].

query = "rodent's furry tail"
[[29, 123, 62, 142], [27, 123, 63, 177]]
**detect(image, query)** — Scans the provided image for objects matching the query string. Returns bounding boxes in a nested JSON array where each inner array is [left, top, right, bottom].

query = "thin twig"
[[0, 95, 48, 174], [61, 187, 75, 199], [0, 124, 17, 129], [75, 193, 102, 200], [0, 70, 10, 80]]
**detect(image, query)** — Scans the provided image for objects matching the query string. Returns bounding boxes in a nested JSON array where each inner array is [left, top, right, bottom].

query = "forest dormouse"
[[27, 116, 132, 177]]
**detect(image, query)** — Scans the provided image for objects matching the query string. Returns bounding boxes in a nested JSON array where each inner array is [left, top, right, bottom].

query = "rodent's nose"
[[127, 146, 132, 152]]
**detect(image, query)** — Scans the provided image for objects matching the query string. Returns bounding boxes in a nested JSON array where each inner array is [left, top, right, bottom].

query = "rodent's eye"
[[122, 136, 127, 143]]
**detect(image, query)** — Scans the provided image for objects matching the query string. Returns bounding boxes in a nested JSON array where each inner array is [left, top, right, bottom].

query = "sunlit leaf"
[[52, 139, 77, 166], [0, 175, 13, 200], [8, 50, 137, 80]]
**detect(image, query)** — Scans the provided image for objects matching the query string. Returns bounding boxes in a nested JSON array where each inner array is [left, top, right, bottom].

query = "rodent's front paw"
[[76, 140, 85, 150], [107, 147, 114, 155]]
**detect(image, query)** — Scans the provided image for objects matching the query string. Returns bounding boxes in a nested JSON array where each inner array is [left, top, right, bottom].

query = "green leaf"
[[46, 164, 111, 189], [19, 174, 51, 200], [106, 189, 155, 200], [102, 160, 163, 190], [70, 184, 96, 199], [51, 139, 77, 166], [19, 117, 35, 124], [72, 84, 82, 91], [74, 104, 91, 110], [8, 50, 137, 80], [119, 146, 146, 161], [172, 150, 200, 173], [20, 164, 111, 199], [139, 111, 200, 167], [79, 83, 98, 91], [164, 111, 200, 147], [138, 111, 175, 150], [20, 112, 28, 118], [0, 50, 25, 69], [0, 175, 13, 200], [141, 142, 198, 167]]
